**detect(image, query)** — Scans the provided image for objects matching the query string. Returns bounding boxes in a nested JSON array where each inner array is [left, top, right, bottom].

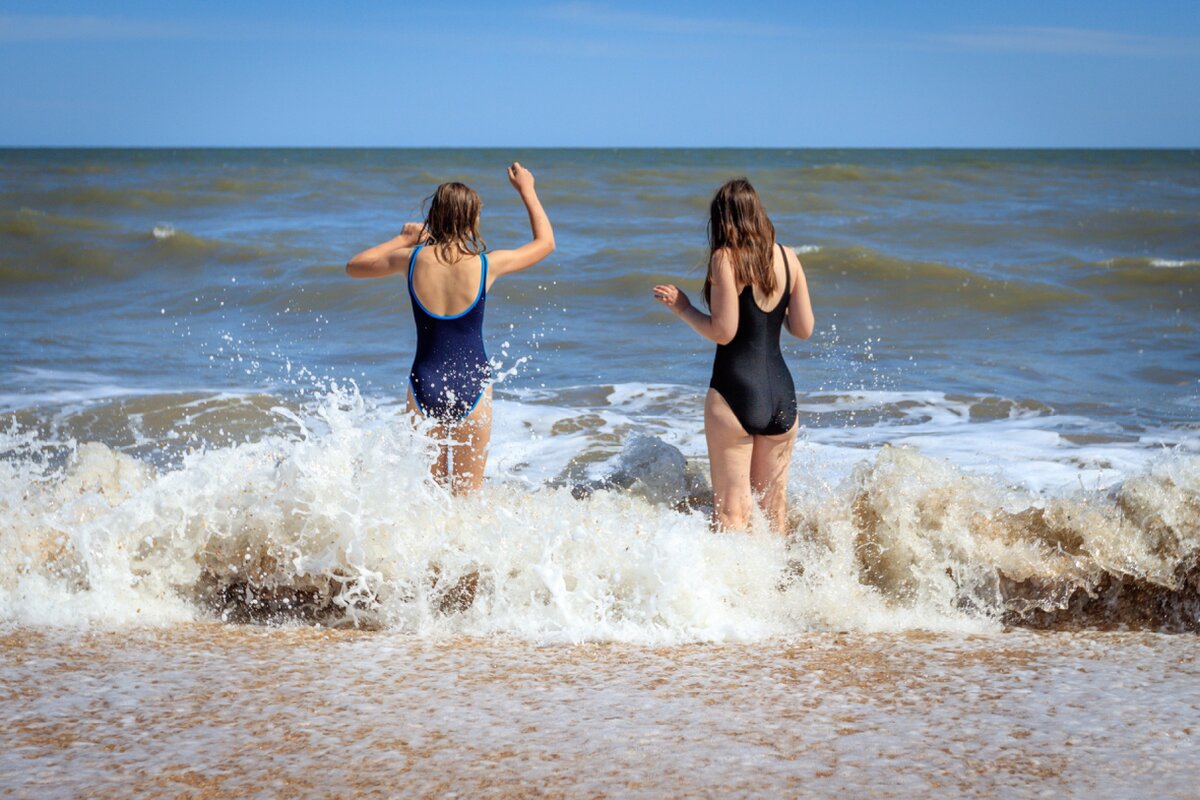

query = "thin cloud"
[[0, 14, 193, 41], [0, 13, 403, 44], [539, 2, 796, 38], [932, 26, 1200, 57]]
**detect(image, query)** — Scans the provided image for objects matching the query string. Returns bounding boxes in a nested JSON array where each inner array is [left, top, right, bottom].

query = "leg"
[[445, 387, 492, 495], [750, 418, 798, 535], [704, 389, 754, 531], [407, 386, 449, 486]]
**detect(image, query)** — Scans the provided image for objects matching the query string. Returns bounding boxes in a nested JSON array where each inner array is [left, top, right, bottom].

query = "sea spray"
[[3, 385, 1198, 637], [1, 387, 788, 639]]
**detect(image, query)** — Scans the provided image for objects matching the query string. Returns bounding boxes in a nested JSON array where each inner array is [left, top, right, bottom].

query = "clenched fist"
[[507, 162, 535, 193]]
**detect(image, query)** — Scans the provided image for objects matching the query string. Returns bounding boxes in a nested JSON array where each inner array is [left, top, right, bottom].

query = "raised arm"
[[345, 222, 428, 279], [486, 162, 555, 281], [782, 246, 815, 339], [653, 249, 739, 344]]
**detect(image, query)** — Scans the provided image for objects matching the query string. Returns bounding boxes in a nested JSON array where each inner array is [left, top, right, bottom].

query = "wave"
[[207, 176, 292, 195], [1033, 206, 1200, 251], [794, 164, 900, 183], [0, 207, 111, 238], [1, 181, 288, 212], [1077, 257, 1200, 289], [805, 246, 1087, 312], [2, 386, 1196, 638], [144, 224, 271, 264], [0, 215, 303, 284]]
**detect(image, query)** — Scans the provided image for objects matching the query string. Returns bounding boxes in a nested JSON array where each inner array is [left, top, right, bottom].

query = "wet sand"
[[2, 625, 1197, 798]]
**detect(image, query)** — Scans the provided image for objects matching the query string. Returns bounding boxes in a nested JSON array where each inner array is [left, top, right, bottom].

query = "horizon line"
[[1, 144, 1198, 151]]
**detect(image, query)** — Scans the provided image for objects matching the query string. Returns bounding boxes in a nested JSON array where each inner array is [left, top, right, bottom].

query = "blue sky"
[[1, 1, 1198, 146]]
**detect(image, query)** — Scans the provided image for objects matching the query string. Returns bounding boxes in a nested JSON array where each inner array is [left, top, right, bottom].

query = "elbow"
[[788, 316, 814, 340], [713, 329, 736, 346], [345, 258, 370, 278], [542, 236, 556, 256]]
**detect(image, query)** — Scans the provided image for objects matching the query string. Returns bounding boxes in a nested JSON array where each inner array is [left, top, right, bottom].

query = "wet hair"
[[422, 182, 486, 262], [703, 178, 776, 305]]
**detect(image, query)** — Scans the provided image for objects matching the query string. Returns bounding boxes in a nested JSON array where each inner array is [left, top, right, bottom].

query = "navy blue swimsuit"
[[407, 244, 491, 422]]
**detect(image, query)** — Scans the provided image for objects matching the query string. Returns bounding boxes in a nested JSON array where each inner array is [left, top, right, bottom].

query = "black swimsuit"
[[709, 244, 798, 436]]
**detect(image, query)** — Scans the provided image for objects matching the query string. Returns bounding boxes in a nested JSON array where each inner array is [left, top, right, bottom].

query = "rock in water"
[[605, 435, 691, 506]]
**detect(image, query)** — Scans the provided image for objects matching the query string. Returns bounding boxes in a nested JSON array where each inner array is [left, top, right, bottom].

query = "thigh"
[[704, 389, 753, 503], [408, 385, 450, 481], [750, 418, 798, 494], [405, 384, 423, 421], [447, 387, 493, 494]]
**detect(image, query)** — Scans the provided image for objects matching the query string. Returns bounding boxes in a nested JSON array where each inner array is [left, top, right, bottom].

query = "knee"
[[714, 494, 752, 531]]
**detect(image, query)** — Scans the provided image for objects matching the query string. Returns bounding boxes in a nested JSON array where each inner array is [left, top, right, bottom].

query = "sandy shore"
[[2, 625, 1197, 798]]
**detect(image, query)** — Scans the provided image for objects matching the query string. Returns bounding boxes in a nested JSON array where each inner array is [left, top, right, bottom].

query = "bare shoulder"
[[384, 245, 417, 272], [774, 244, 805, 290], [778, 243, 807, 270], [709, 247, 736, 274], [485, 248, 518, 271]]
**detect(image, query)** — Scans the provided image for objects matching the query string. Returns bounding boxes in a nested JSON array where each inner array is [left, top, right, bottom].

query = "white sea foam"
[[151, 224, 176, 240], [3, 385, 1198, 638], [1150, 258, 1199, 268], [542, 384, 1190, 494]]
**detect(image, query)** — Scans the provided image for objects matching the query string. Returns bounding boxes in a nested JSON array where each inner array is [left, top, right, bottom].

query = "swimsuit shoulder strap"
[[479, 251, 488, 296], [407, 244, 425, 287], [779, 243, 791, 300]]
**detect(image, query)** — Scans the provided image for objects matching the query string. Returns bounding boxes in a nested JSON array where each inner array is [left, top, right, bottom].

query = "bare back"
[[734, 244, 791, 312], [409, 248, 487, 317]]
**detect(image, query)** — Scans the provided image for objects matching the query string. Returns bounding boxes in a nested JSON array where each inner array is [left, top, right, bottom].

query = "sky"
[[1, 0, 1198, 147]]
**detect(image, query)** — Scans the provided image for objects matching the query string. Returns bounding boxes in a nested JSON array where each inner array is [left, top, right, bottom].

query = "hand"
[[507, 162, 535, 193], [400, 222, 428, 243], [653, 284, 691, 316]]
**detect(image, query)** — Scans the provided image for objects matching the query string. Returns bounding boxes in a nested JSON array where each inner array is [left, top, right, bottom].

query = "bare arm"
[[345, 222, 427, 279], [652, 250, 739, 345], [783, 246, 815, 339], [486, 162, 555, 281]]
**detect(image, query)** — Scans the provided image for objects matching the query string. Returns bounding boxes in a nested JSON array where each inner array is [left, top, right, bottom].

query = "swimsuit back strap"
[[479, 252, 489, 297]]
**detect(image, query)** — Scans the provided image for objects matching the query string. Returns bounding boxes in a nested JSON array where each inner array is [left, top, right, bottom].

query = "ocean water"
[[1, 149, 1198, 794]]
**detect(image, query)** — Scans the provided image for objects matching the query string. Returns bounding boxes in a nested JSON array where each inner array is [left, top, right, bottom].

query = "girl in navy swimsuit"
[[347, 163, 555, 494], [653, 179, 815, 533]]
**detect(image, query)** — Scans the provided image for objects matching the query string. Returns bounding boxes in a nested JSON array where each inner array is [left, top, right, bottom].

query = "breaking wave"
[[2, 386, 1197, 640]]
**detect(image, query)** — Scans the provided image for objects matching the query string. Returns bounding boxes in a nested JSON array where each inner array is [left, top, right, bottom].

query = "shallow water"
[[3, 626, 1197, 798]]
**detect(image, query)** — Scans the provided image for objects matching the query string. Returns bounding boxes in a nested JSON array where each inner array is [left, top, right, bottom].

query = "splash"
[[2, 387, 1198, 639]]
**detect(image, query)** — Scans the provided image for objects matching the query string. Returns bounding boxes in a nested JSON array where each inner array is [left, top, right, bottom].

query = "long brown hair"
[[703, 178, 776, 305], [422, 182, 486, 262]]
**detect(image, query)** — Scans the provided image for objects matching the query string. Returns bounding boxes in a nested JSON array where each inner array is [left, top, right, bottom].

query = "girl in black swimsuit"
[[653, 178, 815, 533]]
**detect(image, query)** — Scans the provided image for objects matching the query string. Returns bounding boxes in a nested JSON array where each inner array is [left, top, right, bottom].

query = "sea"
[[1, 148, 1198, 796]]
